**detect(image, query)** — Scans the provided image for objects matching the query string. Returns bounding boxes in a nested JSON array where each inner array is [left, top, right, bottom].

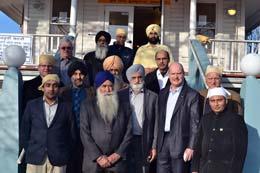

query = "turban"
[[95, 31, 111, 44], [95, 71, 114, 88], [126, 64, 145, 82], [116, 28, 127, 36], [39, 54, 55, 66], [67, 61, 88, 77], [38, 74, 60, 91], [205, 65, 222, 76], [207, 87, 231, 98], [103, 55, 124, 73], [146, 24, 161, 37]]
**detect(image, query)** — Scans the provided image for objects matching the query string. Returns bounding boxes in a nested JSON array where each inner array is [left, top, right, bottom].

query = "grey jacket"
[[80, 95, 132, 173]]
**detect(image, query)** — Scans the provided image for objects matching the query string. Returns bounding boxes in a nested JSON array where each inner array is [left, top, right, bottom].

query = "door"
[[105, 6, 134, 49]]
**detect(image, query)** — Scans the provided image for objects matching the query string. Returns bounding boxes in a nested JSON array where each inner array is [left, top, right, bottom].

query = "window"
[[196, 3, 216, 38], [51, 0, 71, 23]]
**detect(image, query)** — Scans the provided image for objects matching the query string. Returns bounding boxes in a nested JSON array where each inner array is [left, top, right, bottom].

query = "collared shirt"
[[43, 97, 58, 127], [156, 69, 169, 90], [60, 58, 72, 85], [164, 85, 183, 132], [130, 89, 144, 135], [133, 43, 173, 68]]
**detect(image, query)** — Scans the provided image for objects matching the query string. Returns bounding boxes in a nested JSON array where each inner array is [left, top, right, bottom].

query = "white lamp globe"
[[3, 45, 26, 67], [240, 53, 260, 76]]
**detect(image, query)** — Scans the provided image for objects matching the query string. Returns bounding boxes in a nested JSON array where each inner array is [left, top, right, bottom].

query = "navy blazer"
[[21, 97, 76, 166]]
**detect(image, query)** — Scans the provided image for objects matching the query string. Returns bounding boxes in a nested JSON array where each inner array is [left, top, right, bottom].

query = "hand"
[[96, 155, 111, 168], [147, 149, 157, 163], [183, 148, 194, 162], [107, 153, 121, 165]]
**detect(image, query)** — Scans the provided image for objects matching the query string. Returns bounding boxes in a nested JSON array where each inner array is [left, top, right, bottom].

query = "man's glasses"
[[60, 47, 72, 50]]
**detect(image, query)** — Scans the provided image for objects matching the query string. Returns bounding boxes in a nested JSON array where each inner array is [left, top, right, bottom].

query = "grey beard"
[[113, 74, 124, 91], [97, 90, 119, 123], [130, 82, 144, 93], [95, 45, 108, 60]]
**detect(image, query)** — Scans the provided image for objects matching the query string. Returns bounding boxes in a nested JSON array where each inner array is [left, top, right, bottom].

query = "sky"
[[0, 11, 21, 33]]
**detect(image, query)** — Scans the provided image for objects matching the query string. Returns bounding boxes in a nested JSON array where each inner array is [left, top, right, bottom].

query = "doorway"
[[133, 6, 161, 53]]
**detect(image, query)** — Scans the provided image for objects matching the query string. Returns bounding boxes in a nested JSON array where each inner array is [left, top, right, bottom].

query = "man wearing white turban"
[[133, 24, 173, 74], [192, 87, 248, 173], [199, 65, 242, 115]]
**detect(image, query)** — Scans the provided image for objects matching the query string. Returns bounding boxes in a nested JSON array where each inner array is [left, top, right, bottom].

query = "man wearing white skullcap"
[[133, 24, 173, 74], [21, 74, 76, 173], [191, 86, 248, 173], [200, 65, 242, 115]]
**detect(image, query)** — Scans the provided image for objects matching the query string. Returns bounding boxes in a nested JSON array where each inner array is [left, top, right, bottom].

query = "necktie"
[[73, 89, 81, 128]]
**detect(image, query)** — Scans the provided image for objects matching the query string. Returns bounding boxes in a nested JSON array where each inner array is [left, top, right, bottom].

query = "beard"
[[113, 74, 124, 91], [95, 45, 108, 60], [148, 37, 160, 44], [96, 90, 119, 124], [130, 82, 144, 94]]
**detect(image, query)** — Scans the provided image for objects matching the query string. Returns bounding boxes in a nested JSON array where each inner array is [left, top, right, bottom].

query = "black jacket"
[[118, 88, 158, 160], [21, 97, 76, 166], [157, 80, 201, 158], [145, 69, 170, 94], [192, 109, 248, 173]]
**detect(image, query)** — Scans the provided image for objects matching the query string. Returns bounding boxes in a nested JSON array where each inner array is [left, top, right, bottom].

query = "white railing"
[[31, 34, 65, 64], [207, 39, 260, 72], [0, 33, 65, 65]]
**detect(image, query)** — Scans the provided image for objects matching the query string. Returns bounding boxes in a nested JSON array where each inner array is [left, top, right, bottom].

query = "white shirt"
[[164, 85, 183, 132], [156, 69, 169, 90], [43, 97, 58, 127], [130, 89, 144, 135]]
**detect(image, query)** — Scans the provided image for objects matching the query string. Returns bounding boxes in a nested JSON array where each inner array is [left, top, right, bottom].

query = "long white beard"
[[97, 90, 119, 123], [95, 45, 108, 60], [130, 82, 144, 93]]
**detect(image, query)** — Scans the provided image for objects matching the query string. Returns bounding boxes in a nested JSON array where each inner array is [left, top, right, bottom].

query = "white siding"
[[164, 0, 190, 70], [27, 0, 50, 34]]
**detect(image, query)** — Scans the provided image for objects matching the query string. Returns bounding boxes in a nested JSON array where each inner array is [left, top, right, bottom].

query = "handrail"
[[209, 39, 260, 43], [189, 39, 207, 88]]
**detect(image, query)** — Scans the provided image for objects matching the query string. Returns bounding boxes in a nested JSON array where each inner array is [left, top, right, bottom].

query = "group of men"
[[19, 23, 248, 173]]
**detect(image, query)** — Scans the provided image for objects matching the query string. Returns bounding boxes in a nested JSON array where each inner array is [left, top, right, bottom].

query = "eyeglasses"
[[60, 47, 72, 50], [97, 39, 107, 43], [39, 65, 53, 68]]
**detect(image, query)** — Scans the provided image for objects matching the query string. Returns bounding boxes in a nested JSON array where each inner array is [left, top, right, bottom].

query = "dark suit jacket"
[[157, 80, 201, 158], [145, 69, 170, 94], [22, 75, 43, 111], [118, 88, 158, 160], [20, 97, 76, 166], [80, 95, 132, 173], [83, 51, 108, 86]]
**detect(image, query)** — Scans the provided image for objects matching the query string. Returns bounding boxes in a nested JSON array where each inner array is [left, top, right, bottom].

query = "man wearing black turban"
[[59, 60, 95, 173], [84, 31, 112, 86]]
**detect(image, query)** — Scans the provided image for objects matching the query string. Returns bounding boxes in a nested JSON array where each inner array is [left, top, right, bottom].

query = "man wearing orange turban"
[[103, 55, 127, 91]]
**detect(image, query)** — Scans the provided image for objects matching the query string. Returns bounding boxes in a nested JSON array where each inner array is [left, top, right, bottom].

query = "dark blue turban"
[[95, 71, 114, 88]]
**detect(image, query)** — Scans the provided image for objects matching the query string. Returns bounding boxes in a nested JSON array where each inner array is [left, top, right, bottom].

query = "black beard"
[[148, 37, 160, 44]]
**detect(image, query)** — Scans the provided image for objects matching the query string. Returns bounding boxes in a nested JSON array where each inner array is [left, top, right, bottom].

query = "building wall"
[[24, 0, 245, 68]]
